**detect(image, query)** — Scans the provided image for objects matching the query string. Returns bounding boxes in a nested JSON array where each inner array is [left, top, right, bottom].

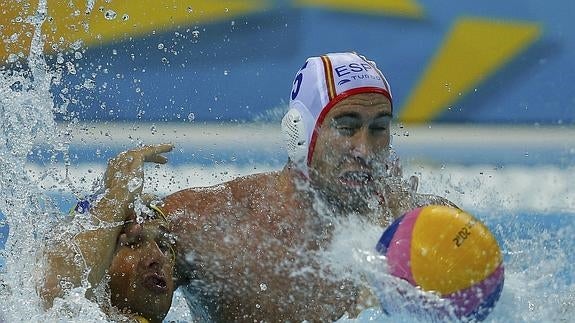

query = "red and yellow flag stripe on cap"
[[320, 55, 337, 100]]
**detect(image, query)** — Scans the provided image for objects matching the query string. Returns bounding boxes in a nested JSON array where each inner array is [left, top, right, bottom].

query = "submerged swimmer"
[[39, 145, 176, 323], [111, 52, 456, 321], [107, 216, 176, 322]]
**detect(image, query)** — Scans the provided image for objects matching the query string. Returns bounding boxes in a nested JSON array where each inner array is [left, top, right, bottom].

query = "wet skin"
[[108, 219, 176, 323], [162, 93, 416, 321], [310, 92, 393, 214]]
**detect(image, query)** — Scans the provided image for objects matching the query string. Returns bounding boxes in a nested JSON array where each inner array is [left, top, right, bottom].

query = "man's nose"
[[350, 128, 370, 159], [143, 242, 165, 269]]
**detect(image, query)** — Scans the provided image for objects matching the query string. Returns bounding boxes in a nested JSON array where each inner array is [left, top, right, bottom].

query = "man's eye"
[[335, 125, 357, 135], [370, 120, 390, 132], [370, 126, 388, 132]]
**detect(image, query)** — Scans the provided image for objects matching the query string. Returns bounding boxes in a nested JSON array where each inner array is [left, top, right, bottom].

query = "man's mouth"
[[142, 272, 168, 294], [338, 171, 373, 187]]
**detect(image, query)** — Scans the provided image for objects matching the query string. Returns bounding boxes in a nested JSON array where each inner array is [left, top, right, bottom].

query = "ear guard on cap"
[[281, 108, 308, 166]]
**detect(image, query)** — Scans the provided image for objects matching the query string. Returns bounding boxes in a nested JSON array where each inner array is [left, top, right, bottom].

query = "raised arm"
[[39, 144, 173, 308]]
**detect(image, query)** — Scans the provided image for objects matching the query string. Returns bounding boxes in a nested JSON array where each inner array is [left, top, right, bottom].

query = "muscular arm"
[[39, 144, 173, 308], [160, 172, 359, 321]]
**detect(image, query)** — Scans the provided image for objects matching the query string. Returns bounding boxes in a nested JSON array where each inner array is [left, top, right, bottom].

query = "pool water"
[[3, 143, 573, 322]]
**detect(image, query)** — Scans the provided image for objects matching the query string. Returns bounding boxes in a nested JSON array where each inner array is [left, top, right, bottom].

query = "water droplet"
[[9, 33, 19, 43], [192, 30, 200, 38], [122, 14, 129, 21], [71, 40, 83, 51], [7, 53, 18, 63], [66, 62, 77, 75], [104, 9, 117, 20], [157, 43, 164, 50], [83, 79, 96, 89], [86, 0, 96, 14], [187, 6, 193, 13], [223, 70, 229, 76], [187, 113, 195, 122], [260, 283, 267, 291], [74, 51, 82, 59], [127, 177, 143, 192]]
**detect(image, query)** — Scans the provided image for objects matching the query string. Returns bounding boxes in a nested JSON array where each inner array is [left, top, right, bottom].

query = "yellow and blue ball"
[[376, 205, 504, 321]]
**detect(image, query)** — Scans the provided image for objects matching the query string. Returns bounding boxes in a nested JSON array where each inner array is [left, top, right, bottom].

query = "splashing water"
[[0, 0, 78, 320], [315, 204, 574, 322]]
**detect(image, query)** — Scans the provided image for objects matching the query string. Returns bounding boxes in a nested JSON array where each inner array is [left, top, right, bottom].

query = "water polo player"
[[143, 52, 456, 321], [40, 145, 177, 323]]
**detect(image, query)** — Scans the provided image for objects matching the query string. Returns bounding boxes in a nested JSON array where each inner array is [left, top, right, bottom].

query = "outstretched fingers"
[[104, 144, 174, 189], [141, 143, 174, 164]]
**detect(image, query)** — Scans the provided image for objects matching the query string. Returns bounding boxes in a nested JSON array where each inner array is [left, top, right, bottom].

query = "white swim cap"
[[282, 52, 392, 172]]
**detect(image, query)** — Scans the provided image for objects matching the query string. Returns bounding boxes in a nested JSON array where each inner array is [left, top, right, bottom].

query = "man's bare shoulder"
[[161, 171, 282, 214], [228, 170, 282, 193]]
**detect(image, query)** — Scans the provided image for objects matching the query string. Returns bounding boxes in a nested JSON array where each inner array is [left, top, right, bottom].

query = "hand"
[[378, 155, 420, 219], [103, 143, 173, 208]]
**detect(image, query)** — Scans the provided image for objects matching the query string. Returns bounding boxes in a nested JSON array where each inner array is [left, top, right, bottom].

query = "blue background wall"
[[2, 0, 574, 124]]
